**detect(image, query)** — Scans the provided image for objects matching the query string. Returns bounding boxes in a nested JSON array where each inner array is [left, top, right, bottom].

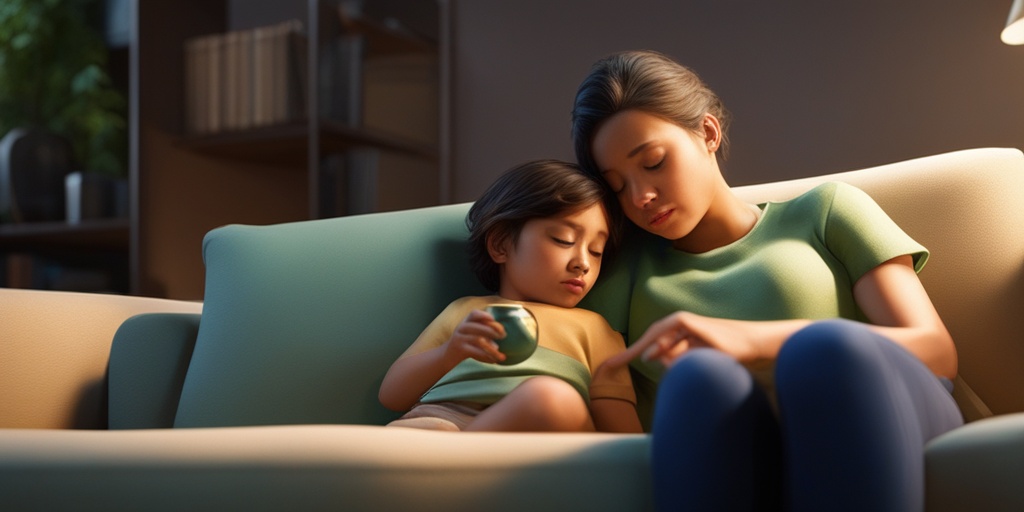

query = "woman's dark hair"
[[466, 159, 617, 291], [571, 50, 731, 178]]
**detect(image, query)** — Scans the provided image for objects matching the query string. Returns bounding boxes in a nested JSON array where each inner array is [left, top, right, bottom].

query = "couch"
[[1, 147, 1022, 511]]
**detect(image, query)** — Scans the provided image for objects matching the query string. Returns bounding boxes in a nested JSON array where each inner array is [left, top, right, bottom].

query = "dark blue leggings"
[[649, 320, 963, 512]]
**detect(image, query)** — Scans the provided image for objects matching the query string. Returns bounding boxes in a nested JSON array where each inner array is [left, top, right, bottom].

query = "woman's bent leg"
[[651, 348, 782, 512], [776, 320, 963, 512]]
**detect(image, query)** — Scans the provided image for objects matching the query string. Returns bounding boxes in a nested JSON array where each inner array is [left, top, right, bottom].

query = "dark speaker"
[[0, 128, 74, 223]]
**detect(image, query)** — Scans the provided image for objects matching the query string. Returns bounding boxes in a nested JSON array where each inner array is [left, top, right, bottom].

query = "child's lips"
[[562, 278, 586, 294]]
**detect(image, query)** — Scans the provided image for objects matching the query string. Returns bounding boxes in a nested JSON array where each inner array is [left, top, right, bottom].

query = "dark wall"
[[449, 0, 1024, 202]]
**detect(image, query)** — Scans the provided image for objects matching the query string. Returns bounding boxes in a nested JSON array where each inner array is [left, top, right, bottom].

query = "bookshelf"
[[132, 0, 447, 299], [1, 219, 130, 293]]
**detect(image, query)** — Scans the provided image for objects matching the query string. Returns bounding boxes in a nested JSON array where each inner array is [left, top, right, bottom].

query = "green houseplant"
[[0, 0, 126, 178]]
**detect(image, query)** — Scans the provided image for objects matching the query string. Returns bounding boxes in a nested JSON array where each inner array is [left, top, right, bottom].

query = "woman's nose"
[[631, 186, 656, 209]]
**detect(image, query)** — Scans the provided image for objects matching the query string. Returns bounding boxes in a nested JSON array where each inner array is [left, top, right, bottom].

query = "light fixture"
[[1003, 0, 1024, 45]]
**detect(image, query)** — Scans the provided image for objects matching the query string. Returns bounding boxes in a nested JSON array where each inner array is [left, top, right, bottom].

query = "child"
[[379, 159, 642, 433]]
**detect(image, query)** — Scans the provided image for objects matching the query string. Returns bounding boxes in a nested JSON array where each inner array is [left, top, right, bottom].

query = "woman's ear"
[[486, 232, 509, 263], [702, 113, 722, 152]]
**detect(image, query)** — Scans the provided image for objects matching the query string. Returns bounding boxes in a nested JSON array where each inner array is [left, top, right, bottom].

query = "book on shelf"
[[184, 20, 309, 135]]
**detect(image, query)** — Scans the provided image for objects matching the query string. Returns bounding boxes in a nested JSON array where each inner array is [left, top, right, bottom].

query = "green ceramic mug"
[[485, 304, 539, 365]]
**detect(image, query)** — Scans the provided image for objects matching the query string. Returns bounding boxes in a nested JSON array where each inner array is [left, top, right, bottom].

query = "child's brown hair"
[[466, 159, 618, 291]]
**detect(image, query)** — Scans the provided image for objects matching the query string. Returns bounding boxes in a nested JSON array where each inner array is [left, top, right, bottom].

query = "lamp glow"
[[1003, 0, 1024, 45]]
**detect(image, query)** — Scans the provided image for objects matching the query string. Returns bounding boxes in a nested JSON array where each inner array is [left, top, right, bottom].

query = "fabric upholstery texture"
[[0, 425, 651, 512], [926, 412, 1024, 512], [173, 204, 485, 428], [0, 147, 1021, 512], [108, 313, 203, 429], [0, 289, 201, 429]]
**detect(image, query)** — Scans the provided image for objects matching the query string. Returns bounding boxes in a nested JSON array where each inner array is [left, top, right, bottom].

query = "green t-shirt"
[[581, 182, 928, 426]]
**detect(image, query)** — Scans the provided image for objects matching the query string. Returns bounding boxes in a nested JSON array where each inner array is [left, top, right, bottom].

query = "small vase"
[[485, 304, 539, 366]]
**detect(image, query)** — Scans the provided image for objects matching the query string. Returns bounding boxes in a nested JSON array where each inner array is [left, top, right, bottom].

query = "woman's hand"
[[443, 309, 507, 365], [601, 313, 809, 371], [629, 312, 767, 367]]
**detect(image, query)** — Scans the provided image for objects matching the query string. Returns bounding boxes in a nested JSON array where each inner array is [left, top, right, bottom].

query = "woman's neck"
[[671, 186, 760, 254]]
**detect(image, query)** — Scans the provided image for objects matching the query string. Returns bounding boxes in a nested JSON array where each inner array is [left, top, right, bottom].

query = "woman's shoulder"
[[787, 181, 847, 205], [775, 181, 873, 217]]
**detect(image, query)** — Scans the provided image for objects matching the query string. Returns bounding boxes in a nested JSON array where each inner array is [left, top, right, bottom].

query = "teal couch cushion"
[[109, 313, 202, 429], [174, 203, 487, 428]]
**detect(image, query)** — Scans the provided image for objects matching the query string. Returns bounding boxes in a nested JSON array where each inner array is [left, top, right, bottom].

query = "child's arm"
[[586, 323, 643, 433], [590, 398, 643, 433], [589, 350, 643, 433], [379, 309, 507, 412]]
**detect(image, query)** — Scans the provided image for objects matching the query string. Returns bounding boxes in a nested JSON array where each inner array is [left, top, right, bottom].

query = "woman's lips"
[[649, 209, 672, 227]]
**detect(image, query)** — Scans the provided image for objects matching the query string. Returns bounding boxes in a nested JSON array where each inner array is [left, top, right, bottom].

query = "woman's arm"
[[852, 254, 957, 378], [612, 255, 956, 378], [378, 310, 507, 411]]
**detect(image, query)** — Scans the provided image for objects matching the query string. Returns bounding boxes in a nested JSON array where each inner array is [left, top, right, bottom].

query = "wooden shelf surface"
[[178, 120, 438, 164], [338, 12, 437, 56], [0, 218, 130, 253]]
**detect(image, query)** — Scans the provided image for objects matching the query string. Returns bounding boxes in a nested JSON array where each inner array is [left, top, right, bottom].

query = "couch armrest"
[[108, 313, 203, 429], [926, 413, 1024, 512], [0, 289, 202, 429]]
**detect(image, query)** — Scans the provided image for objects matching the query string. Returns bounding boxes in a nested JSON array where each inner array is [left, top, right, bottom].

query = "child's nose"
[[570, 254, 590, 274]]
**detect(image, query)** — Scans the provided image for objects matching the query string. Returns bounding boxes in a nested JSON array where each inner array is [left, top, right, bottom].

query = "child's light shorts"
[[387, 401, 488, 431]]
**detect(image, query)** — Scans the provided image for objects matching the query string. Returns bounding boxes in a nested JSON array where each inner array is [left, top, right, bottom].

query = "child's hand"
[[444, 310, 507, 365]]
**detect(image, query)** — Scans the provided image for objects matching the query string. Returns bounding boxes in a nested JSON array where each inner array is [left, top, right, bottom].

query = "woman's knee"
[[653, 349, 768, 432], [774, 319, 910, 422], [659, 348, 754, 405], [777, 320, 878, 386]]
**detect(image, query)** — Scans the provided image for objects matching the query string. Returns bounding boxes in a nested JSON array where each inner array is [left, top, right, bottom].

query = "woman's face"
[[591, 109, 720, 241]]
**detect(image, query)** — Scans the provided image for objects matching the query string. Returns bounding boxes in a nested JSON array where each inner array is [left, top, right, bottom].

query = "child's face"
[[494, 202, 609, 308]]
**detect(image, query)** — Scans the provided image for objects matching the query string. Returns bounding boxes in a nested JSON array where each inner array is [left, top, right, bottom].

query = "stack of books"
[[184, 20, 308, 135]]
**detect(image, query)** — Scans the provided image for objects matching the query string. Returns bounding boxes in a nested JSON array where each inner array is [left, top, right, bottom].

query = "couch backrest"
[[175, 148, 1023, 427], [173, 203, 485, 427]]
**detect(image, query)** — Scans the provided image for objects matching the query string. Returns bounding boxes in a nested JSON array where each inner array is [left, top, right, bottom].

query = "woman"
[[571, 50, 962, 512]]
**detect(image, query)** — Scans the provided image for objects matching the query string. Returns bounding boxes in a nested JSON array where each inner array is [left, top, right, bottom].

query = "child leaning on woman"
[[378, 159, 642, 433]]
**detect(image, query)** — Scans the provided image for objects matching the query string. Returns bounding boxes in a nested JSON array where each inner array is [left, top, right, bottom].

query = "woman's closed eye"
[[643, 156, 665, 171], [641, 146, 667, 171]]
